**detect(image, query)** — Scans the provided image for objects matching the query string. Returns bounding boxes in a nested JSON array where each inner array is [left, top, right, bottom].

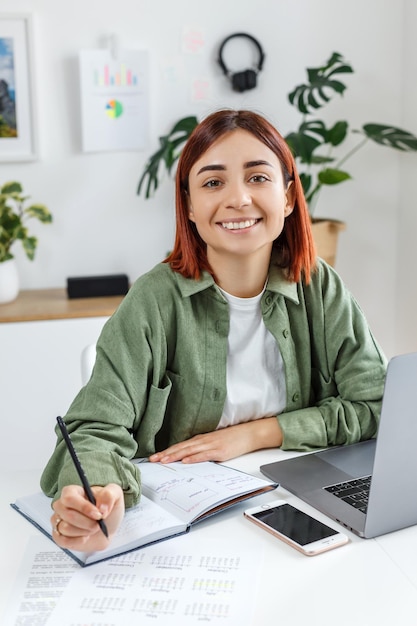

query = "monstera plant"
[[283, 52, 417, 213], [138, 52, 417, 215]]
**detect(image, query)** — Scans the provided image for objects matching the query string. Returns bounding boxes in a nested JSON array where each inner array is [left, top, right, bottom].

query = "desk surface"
[[2, 449, 417, 625], [0, 288, 125, 323]]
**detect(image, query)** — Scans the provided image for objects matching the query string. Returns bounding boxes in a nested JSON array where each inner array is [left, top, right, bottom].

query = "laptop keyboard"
[[323, 475, 372, 514]]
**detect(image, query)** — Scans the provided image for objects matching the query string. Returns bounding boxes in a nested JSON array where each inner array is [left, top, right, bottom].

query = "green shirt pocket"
[[134, 373, 172, 456]]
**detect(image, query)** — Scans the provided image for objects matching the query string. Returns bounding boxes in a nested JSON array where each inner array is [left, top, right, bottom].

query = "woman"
[[41, 109, 387, 552]]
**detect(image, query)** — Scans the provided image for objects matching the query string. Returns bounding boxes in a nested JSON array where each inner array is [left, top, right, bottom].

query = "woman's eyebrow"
[[196, 164, 225, 175], [244, 160, 273, 169], [196, 159, 273, 176]]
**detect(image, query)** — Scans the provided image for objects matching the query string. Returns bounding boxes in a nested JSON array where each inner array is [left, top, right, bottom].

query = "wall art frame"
[[0, 14, 38, 161]]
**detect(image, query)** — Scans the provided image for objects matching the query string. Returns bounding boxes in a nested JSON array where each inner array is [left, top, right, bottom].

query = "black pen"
[[56, 416, 108, 538]]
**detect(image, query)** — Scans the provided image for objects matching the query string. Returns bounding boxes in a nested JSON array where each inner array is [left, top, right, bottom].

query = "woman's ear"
[[187, 197, 195, 222], [284, 181, 295, 217]]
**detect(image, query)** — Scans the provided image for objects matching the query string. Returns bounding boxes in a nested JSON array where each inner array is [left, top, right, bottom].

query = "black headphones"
[[217, 32, 265, 93]]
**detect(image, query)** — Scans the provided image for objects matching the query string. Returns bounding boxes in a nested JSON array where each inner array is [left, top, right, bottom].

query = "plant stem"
[[335, 135, 369, 169]]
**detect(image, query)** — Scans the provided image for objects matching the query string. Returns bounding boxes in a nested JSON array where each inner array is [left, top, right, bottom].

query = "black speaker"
[[66, 274, 129, 299], [217, 33, 265, 93]]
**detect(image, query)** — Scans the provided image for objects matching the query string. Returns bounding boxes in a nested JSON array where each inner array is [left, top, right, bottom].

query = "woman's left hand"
[[149, 417, 283, 464]]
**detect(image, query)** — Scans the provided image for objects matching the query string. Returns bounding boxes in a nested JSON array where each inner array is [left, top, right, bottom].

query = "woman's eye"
[[249, 174, 268, 183], [203, 179, 222, 188]]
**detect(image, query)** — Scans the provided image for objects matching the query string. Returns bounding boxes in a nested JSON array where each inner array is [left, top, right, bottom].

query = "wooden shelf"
[[0, 288, 125, 323]]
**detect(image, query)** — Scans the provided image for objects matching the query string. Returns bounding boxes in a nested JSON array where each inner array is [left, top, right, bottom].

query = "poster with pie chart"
[[79, 49, 149, 152], [105, 100, 123, 119]]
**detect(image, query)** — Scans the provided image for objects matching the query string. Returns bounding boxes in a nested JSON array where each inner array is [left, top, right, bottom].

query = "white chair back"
[[81, 344, 97, 385]]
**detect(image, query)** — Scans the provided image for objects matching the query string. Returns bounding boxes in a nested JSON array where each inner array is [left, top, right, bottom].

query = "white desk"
[[2, 449, 417, 625]]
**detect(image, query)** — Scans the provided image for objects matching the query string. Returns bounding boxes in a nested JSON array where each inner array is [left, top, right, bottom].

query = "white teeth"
[[221, 219, 257, 230]]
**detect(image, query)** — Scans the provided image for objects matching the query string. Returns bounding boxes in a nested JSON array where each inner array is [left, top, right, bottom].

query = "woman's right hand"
[[51, 483, 125, 552]]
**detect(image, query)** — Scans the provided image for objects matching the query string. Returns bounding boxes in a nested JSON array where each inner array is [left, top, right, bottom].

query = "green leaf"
[[302, 120, 329, 141], [0, 211, 20, 228], [318, 168, 352, 185], [288, 52, 353, 115], [1, 181, 22, 194], [285, 120, 329, 164], [0, 242, 13, 262], [24, 204, 53, 223], [327, 64, 354, 79], [286, 131, 320, 163], [137, 115, 199, 198], [22, 236, 37, 260], [137, 145, 167, 197], [164, 135, 192, 172], [299, 172, 312, 196], [170, 116, 198, 134], [362, 124, 417, 151], [327, 121, 349, 147], [310, 155, 335, 165], [325, 79, 348, 95], [14, 225, 28, 240]]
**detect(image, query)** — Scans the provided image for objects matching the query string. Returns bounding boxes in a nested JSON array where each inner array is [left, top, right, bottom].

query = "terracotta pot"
[[311, 219, 346, 267]]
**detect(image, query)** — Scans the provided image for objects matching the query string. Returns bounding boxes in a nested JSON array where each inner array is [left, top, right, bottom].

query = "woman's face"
[[187, 129, 294, 265]]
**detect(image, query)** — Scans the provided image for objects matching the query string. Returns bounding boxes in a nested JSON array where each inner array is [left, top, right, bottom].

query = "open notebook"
[[12, 460, 277, 566]]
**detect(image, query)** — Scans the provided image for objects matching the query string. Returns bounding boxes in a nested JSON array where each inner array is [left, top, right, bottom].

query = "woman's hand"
[[51, 483, 125, 552], [149, 417, 283, 464]]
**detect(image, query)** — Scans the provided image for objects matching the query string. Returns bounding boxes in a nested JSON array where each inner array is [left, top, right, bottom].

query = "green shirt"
[[40, 258, 387, 508]]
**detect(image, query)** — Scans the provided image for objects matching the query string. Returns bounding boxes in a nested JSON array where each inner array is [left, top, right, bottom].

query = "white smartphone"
[[244, 500, 349, 556]]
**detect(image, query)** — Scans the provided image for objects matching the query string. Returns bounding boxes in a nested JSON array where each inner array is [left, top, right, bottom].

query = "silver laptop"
[[260, 352, 417, 538]]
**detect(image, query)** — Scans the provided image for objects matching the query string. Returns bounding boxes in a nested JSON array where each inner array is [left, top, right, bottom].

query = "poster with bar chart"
[[79, 49, 149, 152]]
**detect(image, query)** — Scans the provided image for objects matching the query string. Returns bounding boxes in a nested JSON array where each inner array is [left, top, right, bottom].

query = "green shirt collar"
[[172, 251, 299, 304]]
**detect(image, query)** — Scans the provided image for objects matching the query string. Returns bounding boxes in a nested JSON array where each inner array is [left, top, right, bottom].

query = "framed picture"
[[0, 14, 38, 161]]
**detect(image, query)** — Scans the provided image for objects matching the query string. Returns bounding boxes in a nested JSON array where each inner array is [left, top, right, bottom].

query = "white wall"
[[1, 0, 416, 357], [397, 0, 417, 355]]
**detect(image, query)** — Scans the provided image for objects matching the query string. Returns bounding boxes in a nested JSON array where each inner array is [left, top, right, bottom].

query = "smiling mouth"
[[220, 218, 260, 230]]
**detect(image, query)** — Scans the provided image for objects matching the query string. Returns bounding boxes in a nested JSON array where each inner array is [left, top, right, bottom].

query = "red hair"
[[165, 109, 316, 284]]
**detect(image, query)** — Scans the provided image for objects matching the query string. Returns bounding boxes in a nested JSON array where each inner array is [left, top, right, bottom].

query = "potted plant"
[[0, 181, 52, 303], [137, 52, 417, 265]]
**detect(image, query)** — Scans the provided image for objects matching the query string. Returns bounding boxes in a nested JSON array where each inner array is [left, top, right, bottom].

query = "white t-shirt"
[[217, 287, 286, 429]]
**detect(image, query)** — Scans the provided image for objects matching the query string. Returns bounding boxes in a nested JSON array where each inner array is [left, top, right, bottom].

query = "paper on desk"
[[3, 533, 263, 626], [2, 535, 78, 626]]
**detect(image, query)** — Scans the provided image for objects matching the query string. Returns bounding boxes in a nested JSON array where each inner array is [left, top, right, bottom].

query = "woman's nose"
[[224, 181, 251, 209]]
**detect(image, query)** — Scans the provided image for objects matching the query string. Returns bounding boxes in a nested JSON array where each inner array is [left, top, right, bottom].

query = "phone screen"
[[252, 503, 338, 546]]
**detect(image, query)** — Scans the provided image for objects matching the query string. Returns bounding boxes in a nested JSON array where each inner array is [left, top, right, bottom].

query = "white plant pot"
[[0, 258, 19, 304]]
